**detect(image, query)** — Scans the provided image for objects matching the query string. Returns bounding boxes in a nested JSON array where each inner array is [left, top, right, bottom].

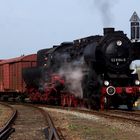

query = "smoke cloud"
[[93, 0, 115, 26]]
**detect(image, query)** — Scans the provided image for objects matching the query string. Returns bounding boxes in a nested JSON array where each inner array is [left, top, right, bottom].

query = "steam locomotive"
[[22, 28, 140, 110]]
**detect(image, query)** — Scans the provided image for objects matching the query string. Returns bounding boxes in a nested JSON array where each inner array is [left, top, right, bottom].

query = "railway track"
[[72, 108, 140, 125], [105, 109, 140, 124], [39, 105, 140, 125], [1, 102, 140, 139], [76, 109, 140, 125], [0, 102, 17, 140], [109, 109, 140, 116], [0, 102, 63, 140]]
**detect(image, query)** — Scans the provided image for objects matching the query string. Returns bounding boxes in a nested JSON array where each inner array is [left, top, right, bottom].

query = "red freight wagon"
[[0, 54, 37, 96]]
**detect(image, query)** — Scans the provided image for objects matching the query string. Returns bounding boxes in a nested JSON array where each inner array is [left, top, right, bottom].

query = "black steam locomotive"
[[23, 28, 140, 110]]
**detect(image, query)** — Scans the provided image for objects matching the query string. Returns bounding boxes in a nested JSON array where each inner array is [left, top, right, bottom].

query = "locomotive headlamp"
[[116, 40, 122, 46], [104, 81, 109, 86], [135, 80, 140, 85], [106, 86, 116, 96]]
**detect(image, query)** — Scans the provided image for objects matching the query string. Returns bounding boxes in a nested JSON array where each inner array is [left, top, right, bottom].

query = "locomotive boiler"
[[23, 28, 140, 110]]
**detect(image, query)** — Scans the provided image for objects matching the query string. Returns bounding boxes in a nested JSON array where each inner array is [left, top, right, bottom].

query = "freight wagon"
[[0, 54, 37, 100]]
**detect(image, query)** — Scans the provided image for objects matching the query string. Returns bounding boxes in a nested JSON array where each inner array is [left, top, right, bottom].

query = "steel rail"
[[44, 113, 62, 140], [0, 102, 17, 140], [25, 104, 62, 140], [40, 105, 140, 125]]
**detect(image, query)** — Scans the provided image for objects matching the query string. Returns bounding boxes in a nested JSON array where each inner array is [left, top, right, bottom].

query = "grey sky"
[[0, 0, 139, 59]]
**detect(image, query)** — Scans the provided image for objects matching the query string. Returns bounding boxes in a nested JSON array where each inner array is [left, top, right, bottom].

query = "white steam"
[[58, 65, 84, 98]]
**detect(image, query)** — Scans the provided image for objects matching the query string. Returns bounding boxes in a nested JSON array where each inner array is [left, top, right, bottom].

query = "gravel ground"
[[0, 104, 13, 127], [42, 107, 140, 140]]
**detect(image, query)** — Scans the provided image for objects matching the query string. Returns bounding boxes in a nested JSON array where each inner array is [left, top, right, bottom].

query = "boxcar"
[[0, 54, 37, 98]]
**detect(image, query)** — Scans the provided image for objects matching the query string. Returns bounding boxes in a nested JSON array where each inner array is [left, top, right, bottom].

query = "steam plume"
[[58, 58, 85, 98], [93, 0, 115, 26]]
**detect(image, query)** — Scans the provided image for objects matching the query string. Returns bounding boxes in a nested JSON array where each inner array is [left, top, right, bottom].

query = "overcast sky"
[[0, 0, 139, 59]]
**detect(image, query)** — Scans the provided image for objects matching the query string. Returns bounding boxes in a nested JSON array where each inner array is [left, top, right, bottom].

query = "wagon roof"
[[0, 54, 37, 65]]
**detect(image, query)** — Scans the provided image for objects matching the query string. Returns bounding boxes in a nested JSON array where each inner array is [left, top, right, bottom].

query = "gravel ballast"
[[42, 107, 140, 140]]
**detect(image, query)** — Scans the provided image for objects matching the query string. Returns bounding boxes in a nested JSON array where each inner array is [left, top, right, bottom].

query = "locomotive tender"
[[23, 28, 140, 110]]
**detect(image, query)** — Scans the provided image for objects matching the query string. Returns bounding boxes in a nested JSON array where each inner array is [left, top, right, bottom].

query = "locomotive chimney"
[[103, 28, 115, 35], [130, 11, 140, 42]]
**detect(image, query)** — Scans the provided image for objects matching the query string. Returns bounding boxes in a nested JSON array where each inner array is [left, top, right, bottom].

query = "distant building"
[[130, 11, 140, 42]]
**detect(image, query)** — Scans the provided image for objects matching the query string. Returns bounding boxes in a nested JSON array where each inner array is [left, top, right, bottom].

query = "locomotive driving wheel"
[[113, 104, 119, 109], [127, 100, 134, 110], [126, 96, 134, 110]]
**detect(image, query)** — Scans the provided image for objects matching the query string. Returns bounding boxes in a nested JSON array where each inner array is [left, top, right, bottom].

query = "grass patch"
[[68, 121, 126, 140], [68, 123, 80, 130]]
